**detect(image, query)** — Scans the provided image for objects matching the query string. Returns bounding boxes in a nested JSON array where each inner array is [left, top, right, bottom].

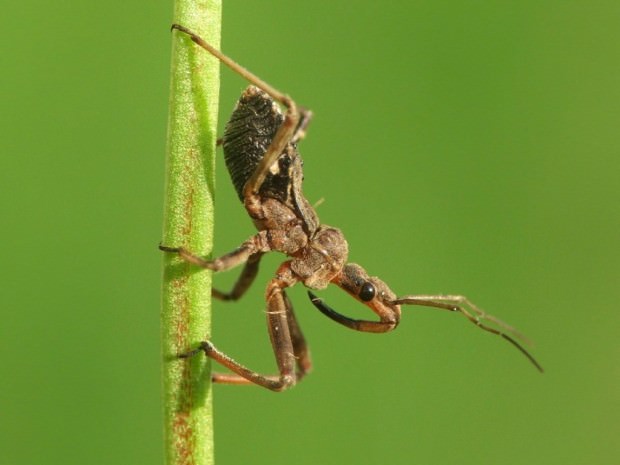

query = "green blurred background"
[[2, 1, 619, 464]]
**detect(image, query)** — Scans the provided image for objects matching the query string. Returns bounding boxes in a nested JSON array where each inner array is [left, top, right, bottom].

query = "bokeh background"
[[2, 1, 619, 464]]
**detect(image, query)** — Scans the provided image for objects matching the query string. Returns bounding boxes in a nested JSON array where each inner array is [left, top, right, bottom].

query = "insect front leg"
[[282, 291, 313, 378], [211, 289, 312, 385], [183, 263, 307, 391]]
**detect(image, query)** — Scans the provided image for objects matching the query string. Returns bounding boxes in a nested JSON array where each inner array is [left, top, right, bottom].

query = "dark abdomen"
[[222, 86, 284, 201]]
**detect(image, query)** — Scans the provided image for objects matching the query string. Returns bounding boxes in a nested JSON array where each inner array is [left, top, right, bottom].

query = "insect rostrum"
[[160, 24, 543, 392]]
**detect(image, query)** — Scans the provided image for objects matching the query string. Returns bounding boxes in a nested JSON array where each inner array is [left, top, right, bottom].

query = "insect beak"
[[307, 291, 400, 333]]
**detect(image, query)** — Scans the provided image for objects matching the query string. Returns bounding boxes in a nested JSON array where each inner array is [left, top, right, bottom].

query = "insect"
[[161, 24, 543, 392]]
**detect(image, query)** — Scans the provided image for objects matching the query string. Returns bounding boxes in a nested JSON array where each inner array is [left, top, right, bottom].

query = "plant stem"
[[161, 1, 221, 464]]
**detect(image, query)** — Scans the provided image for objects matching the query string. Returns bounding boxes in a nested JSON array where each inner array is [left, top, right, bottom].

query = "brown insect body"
[[161, 24, 542, 392], [223, 85, 343, 290]]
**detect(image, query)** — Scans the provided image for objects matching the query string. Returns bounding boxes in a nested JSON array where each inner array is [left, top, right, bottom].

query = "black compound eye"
[[359, 282, 376, 302]]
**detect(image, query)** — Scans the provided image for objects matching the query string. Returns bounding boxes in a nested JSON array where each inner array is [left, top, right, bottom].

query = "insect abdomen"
[[222, 86, 284, 201]]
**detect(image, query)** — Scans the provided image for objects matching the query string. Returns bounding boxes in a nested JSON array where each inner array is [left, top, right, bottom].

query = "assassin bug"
[[161, 24, 543, 392]]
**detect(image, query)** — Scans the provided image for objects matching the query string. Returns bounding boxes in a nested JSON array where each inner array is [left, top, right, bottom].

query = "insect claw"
[[178, 342, 210, 359], [159, 244, 181, 253], [171, 23, 188, 34]]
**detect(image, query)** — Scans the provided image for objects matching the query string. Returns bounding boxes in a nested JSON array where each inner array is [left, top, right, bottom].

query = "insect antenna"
[[392, 296, 543, 373]]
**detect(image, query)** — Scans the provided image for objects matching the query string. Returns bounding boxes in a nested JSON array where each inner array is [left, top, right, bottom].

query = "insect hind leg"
[[171, 24, 310, 197], [171, 24, 294, 113]]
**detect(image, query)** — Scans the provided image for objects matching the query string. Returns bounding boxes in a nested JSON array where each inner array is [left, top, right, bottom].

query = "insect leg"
[[282, 290, 312, 378], [210, 287, 312, 385], [172, 24, 291, 112], [240, 95, 298, 199], [159, 231, 271, 272], [182, 264, 302, 391], [211, 252, 263, 301], [170, 24, 311, 197], [290, 108, 313, 144]]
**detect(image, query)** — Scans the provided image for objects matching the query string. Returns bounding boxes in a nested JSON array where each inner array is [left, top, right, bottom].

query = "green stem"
[[161, 1, 221, 464]]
